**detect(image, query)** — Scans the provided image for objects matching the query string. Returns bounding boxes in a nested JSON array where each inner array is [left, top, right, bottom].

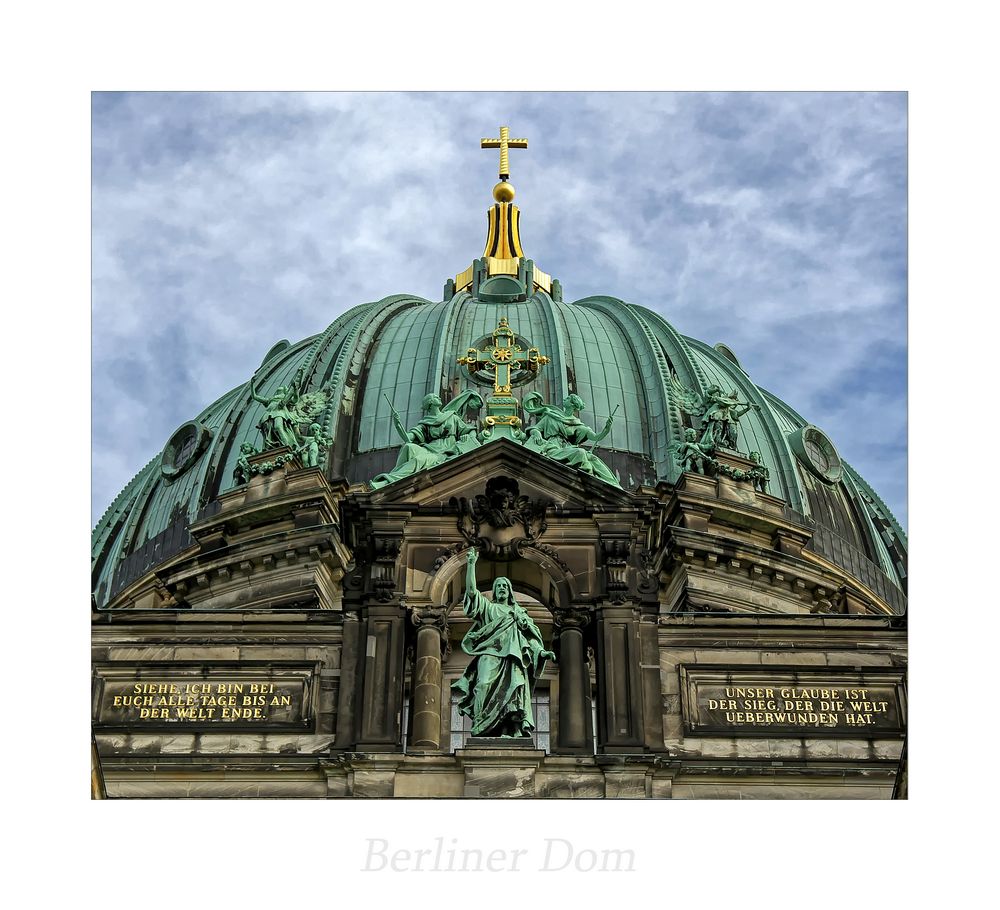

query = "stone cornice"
[[662, 525, 896, 617]]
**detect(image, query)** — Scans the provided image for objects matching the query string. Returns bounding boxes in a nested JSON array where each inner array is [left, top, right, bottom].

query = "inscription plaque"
[[680, 666, 905, 737], [92, 663, 315, 731]]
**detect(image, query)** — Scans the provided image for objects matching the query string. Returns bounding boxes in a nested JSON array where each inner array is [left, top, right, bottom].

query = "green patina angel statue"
[[250, 367, 332, 453], [699, 385, 759, 450], [452, 547, 555, 738], [370, 389, 483, 489], [669, 375, 760, 452], [522, 391, 621, 487]]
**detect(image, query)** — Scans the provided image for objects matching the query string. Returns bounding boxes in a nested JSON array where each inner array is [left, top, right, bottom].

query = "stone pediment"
[[360, 437, 640, 512]]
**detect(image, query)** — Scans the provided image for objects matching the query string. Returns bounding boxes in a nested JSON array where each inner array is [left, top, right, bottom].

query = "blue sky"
[[92, 91, 907, 527]]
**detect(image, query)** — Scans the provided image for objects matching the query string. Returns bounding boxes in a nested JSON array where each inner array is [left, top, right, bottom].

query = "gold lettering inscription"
[[103, 680, 299, 724], [697, 681, 901, 733]]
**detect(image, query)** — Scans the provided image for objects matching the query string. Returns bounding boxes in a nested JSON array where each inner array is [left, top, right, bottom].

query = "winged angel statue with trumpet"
[[250, 367, 332, 454], [669, 375, 759, 452]]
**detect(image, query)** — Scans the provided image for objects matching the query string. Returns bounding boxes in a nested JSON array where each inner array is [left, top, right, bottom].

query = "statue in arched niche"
[[452, 548, 555, 738]]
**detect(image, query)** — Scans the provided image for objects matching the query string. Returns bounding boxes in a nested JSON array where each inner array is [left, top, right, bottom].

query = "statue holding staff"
[[522, 392, 620, 487], [370, 389, 484, 489]]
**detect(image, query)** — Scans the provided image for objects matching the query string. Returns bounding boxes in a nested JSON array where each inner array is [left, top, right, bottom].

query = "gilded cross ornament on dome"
[[481, 125, 528, 187], [480, 125, 528, 260], [458, 317, 549, 395], [458, 316, 549, 433]]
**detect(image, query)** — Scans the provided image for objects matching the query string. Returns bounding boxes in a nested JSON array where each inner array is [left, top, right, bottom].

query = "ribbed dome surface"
[[92, 289, 907, 611]]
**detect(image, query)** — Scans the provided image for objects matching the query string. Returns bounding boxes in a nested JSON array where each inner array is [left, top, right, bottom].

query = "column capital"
[[409, 605, 450, 633], [554, 607, 592, 632]]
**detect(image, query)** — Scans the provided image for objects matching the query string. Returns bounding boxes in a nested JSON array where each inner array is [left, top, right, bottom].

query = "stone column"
[[555, 608, 592, 754], [638, 608, 666, 751], [409, 608, 449, 750]]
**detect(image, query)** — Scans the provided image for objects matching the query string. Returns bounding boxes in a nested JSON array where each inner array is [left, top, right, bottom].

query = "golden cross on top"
[[481, 126, 528, 181]]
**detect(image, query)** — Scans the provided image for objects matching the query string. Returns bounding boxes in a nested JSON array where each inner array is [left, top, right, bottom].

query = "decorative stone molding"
[[372, 537, 401, 603], [451, 475, 550, 561], [659, 525, 887, 616], [602, 539, 630, 604]]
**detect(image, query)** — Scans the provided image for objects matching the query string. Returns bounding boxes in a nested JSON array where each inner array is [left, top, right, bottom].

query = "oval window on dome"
[[260, 339, 291, 367], [713, 342, 745, 371], [160, 421, 212, 482], [788, 425, 843, 484]]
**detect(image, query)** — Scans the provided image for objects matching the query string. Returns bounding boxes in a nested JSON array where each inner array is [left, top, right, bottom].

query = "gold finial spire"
[[453, 124, 555, 298], [481, 125, 528, 201], [478, 125, 527, 255]]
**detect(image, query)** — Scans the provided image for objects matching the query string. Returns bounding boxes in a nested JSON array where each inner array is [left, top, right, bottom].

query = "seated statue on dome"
[[522, 392, 620, 487], [370, 390, 484, 490]]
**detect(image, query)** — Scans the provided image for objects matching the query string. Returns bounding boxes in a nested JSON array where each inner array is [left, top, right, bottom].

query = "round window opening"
[[160, 421, 212, 481], [789, 425, 843, 483]]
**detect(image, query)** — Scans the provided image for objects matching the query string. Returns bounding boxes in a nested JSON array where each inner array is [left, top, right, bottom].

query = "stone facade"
[[92, 439, 907, 798], [92, 131, 907, 798]]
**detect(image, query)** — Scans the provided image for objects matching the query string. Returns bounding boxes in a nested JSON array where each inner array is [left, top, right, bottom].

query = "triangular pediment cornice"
[[355, 438, 643, 512]]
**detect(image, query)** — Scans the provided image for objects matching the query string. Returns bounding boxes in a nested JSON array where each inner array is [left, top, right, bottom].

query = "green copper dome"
[[92, 129, 905, 611], [92, 284, 907, 611]]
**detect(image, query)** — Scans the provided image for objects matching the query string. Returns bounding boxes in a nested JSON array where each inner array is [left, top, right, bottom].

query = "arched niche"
[[426, 546, 576, 620], [425, 549, 567, 756]]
